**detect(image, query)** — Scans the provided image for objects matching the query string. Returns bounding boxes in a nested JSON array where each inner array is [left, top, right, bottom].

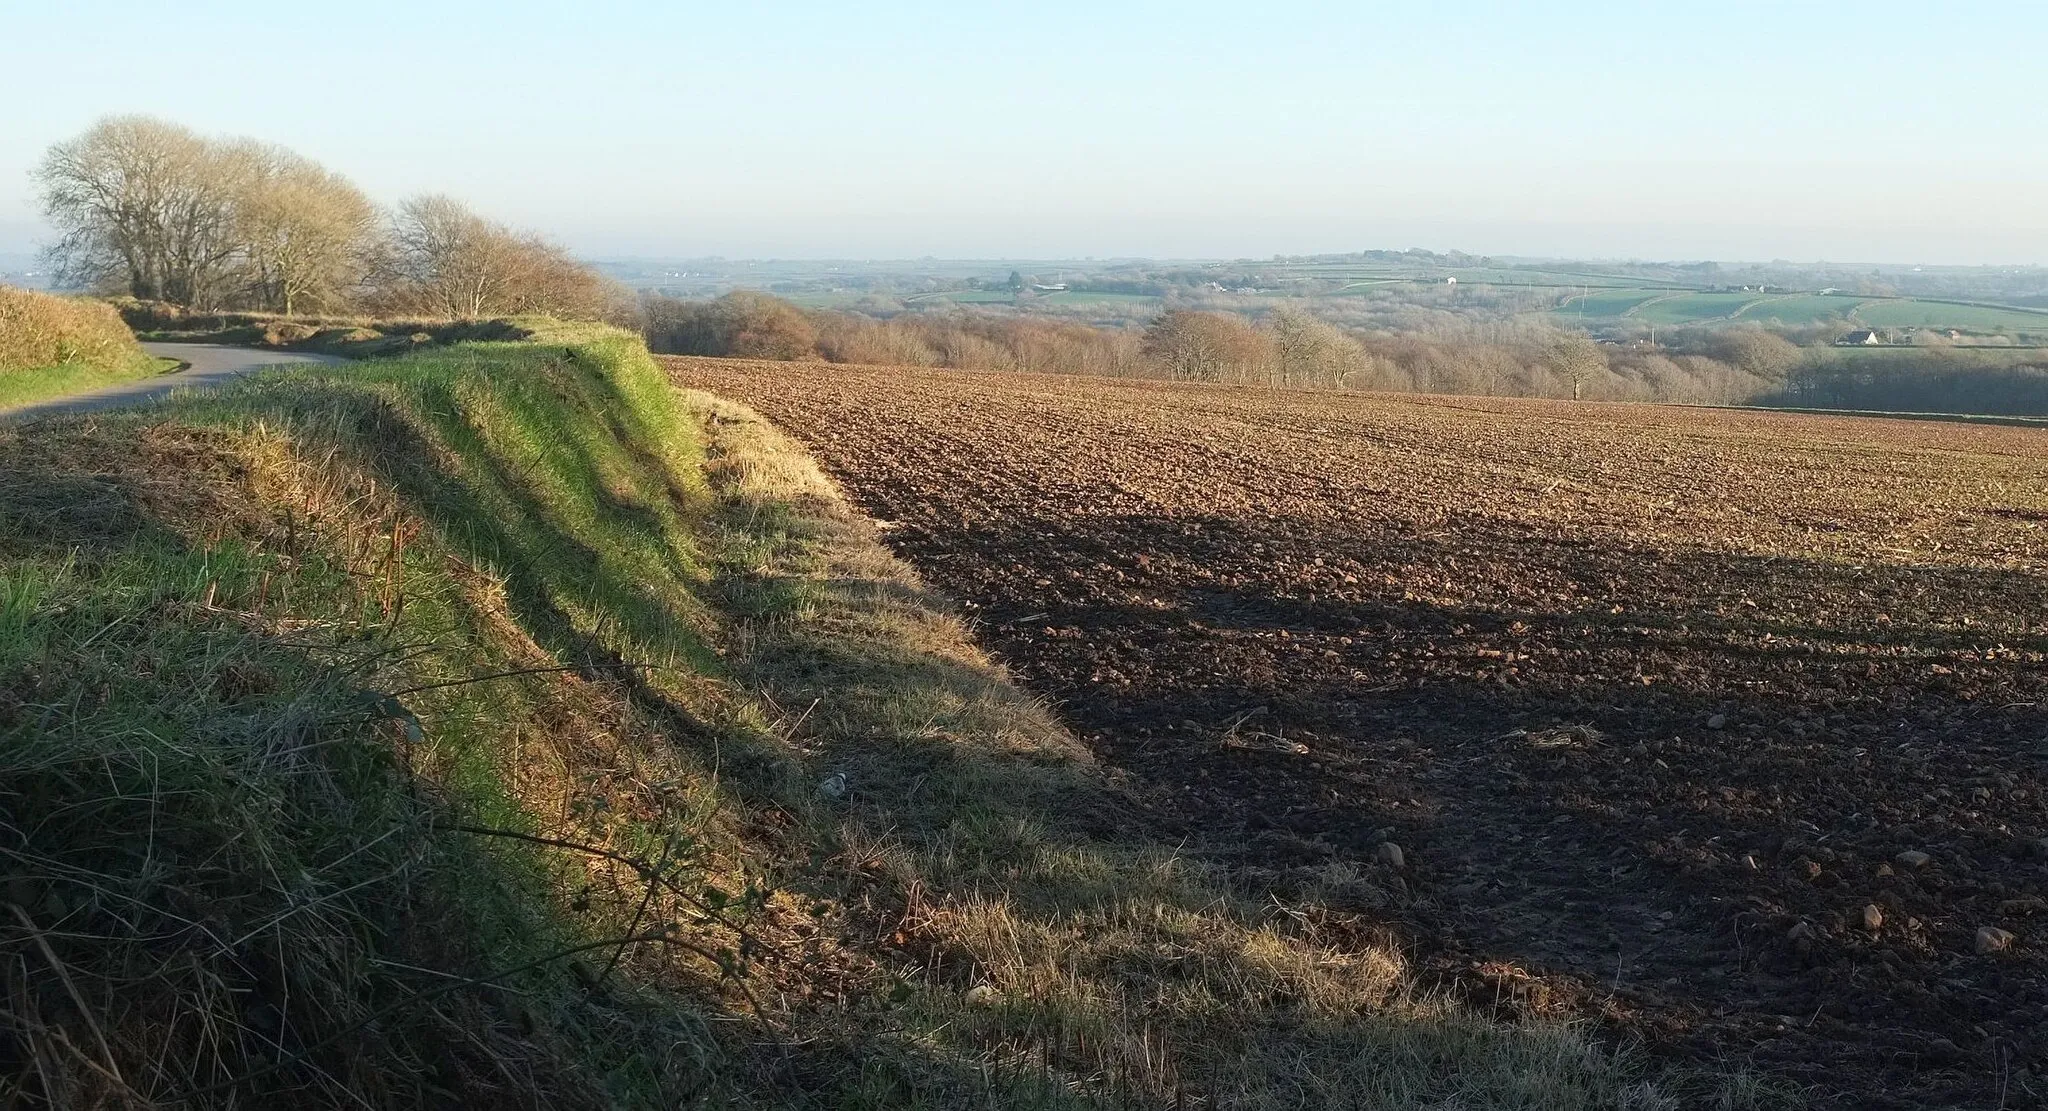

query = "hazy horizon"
[[4, 0, 2045, 267]]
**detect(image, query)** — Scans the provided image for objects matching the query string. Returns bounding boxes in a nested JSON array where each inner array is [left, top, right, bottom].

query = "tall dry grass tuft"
[[0, 286, 146, 374]]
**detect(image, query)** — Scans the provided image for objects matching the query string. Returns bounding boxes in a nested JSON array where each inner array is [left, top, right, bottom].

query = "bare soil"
[[669, 357, 2048, 1108]]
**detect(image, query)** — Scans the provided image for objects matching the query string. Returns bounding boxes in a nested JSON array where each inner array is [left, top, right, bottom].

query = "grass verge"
[[0, 356, 179, 410], [0, 286, 171, 410], [0, 325, 1774, 1108]]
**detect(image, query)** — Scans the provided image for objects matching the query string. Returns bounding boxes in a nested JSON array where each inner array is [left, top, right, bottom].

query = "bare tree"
[[1467, 344, 1523, 397], [382, 195, 513, 317], [1142, 310, 1272, 382], [1545, 331, 1607, 401], [1266, 307, 1365, 388], [645, 291, 819, 360], [35, 116, 254, 306], [1710, 328, 1803, 382], [240, 149, 377, 315], [379, 194, 619, 320], [36, 117, 382, 314]]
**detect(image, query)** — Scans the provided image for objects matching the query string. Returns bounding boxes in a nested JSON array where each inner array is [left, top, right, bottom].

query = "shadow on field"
[[872, 506, 2048, 1110]]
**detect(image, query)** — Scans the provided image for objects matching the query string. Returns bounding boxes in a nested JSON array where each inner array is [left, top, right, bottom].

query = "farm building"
[[1837, 329, 1882, 346]]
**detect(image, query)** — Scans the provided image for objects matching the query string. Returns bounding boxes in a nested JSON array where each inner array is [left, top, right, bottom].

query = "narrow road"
[[0, 343, 344, 422]]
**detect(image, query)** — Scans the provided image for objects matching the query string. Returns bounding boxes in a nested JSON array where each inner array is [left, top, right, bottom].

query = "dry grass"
[[0, 287, 143, 373]]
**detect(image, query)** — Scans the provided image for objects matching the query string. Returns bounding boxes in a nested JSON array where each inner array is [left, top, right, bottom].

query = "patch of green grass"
[[1630, 292, 1763, 325], [1852, 299, 2048, 333], [1555, 289, 1669, 318], [0, 353, 175, 410], [1733, 294, 1857, 325], [2, 285, 171, 409]]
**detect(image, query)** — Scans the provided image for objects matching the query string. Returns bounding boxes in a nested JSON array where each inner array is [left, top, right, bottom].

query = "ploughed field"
[[669, 356, 2048, 1108]]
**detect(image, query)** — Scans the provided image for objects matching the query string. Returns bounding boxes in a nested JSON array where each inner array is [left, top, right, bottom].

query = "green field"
[[1731, 294, 1859, 325], [1557, 289, 1670, 316], [1629, 292, 1763, 324], [1042, 290, 1161, 306], [765, 280, 2048, 337], [903, 289, 1160, 309], [1548, 290, 2048, 333], [1852, 299, 2048, 333]]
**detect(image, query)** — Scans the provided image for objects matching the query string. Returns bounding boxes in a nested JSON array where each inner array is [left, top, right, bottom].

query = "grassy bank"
[[0, 286, 170, 409], [0, 327, 1765, 1107]]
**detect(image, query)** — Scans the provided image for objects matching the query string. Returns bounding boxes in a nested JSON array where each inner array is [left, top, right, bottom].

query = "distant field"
[[1277, 262, 1671, 289], [1538, 289, 2048, 333], [1732, 294, 1858, 325], [741, 282, 2048, 337], [1557, 289, 1668, 316], [1628, 291, 1762, 324], [931, 290, 1016, 304], [1853, 299, 2048, 332], [897, 289, 1162, 309]]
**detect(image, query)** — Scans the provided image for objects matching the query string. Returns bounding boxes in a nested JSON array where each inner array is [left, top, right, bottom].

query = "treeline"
[[654, 290, 2048, 413], [1766, 348, 2048, 416], [645, 293, 1146, 377], [34, 116, 625, 321], [643, 292, 1797, 404]]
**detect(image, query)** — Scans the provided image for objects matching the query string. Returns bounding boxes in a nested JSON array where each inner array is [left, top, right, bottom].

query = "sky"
[[1, 0, 2044, 265]]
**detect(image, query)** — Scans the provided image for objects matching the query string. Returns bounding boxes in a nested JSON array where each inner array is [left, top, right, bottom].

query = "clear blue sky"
[[2, 0, 2043, 264]]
